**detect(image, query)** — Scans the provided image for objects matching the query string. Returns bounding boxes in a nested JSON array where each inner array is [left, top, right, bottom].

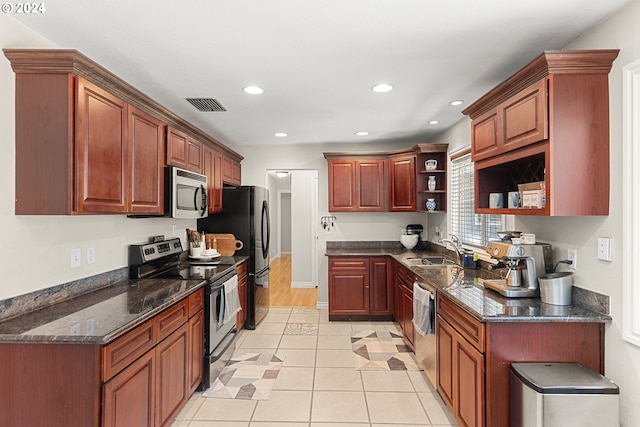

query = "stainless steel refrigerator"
[[198, 186, 270, 329]]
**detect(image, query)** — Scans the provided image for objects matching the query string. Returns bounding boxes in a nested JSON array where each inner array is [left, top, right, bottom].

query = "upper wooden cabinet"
[[389, 155, 416, 211], [223, 155, 242, 186], [166, 127, 204, 174], [325, 143, 448, 213], [187, 138, 203, 173], [463, 49, 619, 216], [75, 78, 129, 213], [129, 106, 166, 214], [412, 144, 448, 213], [471, 79, 548, 162], [9, 70, 165, 215], [4, 48, 243, 215], [166, 127, 189, 170], [325, 156, 387, 212], [203, 145, 223, 213]]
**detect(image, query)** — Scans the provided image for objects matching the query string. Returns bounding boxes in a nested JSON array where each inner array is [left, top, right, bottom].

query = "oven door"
[[202, 270, 239, 389]]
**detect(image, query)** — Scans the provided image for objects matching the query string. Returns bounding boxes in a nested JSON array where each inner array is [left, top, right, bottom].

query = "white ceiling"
[[9, 0, 630, 147]]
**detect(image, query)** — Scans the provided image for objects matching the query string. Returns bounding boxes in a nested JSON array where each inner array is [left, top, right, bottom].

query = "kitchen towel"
[[412, 282, 434, 336], [220, 275, 242, 326]]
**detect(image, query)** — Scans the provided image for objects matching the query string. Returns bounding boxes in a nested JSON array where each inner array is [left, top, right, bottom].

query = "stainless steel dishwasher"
[[413, 279, 437, 389]]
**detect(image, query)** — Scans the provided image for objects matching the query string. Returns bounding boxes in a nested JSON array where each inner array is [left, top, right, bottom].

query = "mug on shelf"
[[425, 159, 437, 170], [489, 193, 504, 208], [508, 191, 520, 208]]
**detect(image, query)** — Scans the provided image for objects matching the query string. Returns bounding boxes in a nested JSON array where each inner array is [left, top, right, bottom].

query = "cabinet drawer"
[[329, 257, 369, 271], [188, 288, 204, 318], [102, 319, 156, 382], [156, 299, 189, 342], [397, 264, 415, 287], [437, 293, 485, 353]]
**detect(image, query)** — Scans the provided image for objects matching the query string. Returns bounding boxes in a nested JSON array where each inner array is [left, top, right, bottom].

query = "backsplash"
[[0, 267, 128, 322]]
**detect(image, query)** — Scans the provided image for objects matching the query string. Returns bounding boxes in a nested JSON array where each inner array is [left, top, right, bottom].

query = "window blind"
[[450, 153, 501, 246]]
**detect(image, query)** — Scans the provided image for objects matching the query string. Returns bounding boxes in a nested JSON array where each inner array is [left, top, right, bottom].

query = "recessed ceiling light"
[[243, 86, 264, 95], [275, 171, 289, 177], [355, 131, 369, 136], [274, 132, 288, 137], [450, 100, 463, 106], [428, 120, 440, 125], [371, 83, 393, 93]]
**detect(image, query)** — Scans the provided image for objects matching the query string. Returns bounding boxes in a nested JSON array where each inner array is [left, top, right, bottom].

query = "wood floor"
[[269, 254, 317, 307]]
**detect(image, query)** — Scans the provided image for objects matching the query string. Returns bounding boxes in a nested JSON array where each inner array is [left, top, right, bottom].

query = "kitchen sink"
[[405, 256, 458, 266]]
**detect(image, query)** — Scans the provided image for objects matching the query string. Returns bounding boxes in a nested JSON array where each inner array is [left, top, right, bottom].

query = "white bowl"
[[400, 234, 419, 250]]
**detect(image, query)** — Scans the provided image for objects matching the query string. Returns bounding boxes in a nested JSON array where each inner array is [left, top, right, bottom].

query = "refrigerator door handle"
[[261, 200, 270, 257]]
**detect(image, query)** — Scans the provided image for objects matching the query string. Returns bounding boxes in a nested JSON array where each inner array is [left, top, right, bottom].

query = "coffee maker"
[[405, 224, 425, 250], [484, 241, 553, 297]]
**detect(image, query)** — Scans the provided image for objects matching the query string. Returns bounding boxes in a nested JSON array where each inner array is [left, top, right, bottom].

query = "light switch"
[[597, 237, 612, 261]]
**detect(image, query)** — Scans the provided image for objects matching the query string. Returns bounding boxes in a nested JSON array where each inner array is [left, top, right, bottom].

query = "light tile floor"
[[172, 307, 460, 427]]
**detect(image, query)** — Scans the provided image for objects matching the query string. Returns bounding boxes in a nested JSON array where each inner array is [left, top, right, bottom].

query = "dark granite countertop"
[[326, 244, 611, 323], [0, 256, 249, 344]]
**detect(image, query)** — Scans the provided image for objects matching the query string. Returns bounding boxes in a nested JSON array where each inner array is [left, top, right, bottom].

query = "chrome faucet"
[[440, 235, 464, 266]]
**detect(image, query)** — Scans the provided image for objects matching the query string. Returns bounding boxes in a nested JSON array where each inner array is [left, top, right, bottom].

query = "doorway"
[[266, 170, 318, 308]]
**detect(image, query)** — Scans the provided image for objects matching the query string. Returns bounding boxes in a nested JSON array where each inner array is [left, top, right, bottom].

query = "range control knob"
[[516, 246, 525, 256]]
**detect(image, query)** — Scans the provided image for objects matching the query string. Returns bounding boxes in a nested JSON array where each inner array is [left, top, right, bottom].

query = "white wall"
[[0, 15, 197, 300], [290, 170, 316, 287], [544, 1, 640, 423], [239, 141, 427, 305], [281, 193, 292, 253]]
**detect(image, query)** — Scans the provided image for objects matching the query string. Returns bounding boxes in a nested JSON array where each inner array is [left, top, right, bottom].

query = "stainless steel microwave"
[[166, 166, 208, 219]]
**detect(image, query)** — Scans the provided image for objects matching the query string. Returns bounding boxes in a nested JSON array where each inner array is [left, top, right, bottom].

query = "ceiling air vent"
[[186, 98, 227, 112]]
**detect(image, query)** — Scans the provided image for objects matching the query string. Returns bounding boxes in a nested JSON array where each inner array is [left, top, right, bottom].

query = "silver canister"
[[538, 272, 573, 305]]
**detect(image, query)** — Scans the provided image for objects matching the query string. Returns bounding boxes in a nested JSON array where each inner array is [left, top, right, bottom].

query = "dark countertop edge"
[[327, 248, 612, 323], [0, 281, 206, 345], [0, 257, 249, 345]]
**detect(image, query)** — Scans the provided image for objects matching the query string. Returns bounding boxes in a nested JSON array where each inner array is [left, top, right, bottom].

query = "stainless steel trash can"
[[510, 363, 619, 427]]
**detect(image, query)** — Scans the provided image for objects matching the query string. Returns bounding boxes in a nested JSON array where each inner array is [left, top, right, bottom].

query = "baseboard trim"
[[290, 281, 315, 289], [316, 301, 328, 310]]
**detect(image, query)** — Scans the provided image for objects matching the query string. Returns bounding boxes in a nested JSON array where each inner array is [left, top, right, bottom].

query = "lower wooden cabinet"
[[436, 292, 605, 427], [102, 290, 202, 427], [401, 285, 415, 348], [188, 310, 204, 393], [437, 314, 484, 427], [102, 351, 156, 427], [155, 323, 189, 427], [328, 257, 392, 320], [394, 261, 415, 349]]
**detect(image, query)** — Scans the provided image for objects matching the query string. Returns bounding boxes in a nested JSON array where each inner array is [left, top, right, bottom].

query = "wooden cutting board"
[[205, 233, 244, 256]]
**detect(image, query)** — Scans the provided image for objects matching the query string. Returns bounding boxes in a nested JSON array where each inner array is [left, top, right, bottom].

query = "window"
[[449, 151, 501, 247], [623, 57, 640, 347]]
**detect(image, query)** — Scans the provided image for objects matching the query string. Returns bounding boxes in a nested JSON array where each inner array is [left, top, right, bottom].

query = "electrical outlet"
[[87, 247, 95, 264], [567, 249, 577, 270], [598, 237, 613, 261], [69, 322, 80, 335], [86, 317, 95, 335], [71, 248, 81, 269]]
